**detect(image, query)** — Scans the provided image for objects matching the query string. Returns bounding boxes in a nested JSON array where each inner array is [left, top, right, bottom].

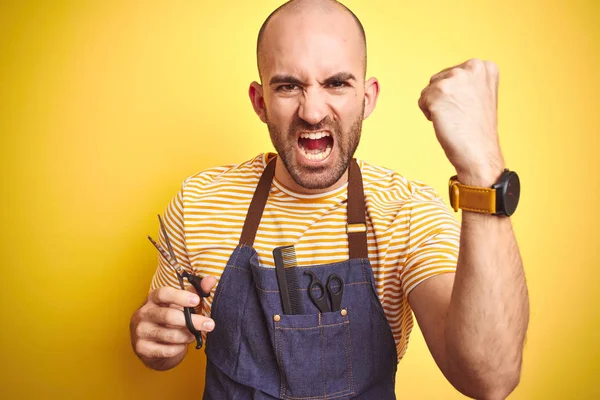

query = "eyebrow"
[[269, 75, 305, 86], [322, 72, 357, 84], [269, 72, 357, 86]]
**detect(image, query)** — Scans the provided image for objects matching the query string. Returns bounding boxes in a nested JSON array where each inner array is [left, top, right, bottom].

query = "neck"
[[274, 157, 349, 195]]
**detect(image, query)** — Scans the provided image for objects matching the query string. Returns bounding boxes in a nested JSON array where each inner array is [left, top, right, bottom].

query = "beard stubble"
[[266, 109, 364, 190]]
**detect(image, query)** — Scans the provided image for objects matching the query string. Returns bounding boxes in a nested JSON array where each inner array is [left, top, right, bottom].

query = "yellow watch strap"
[[449, 178, 497, 214]]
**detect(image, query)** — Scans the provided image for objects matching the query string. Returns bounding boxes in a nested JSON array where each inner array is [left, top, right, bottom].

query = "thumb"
[[185, 275, 217, 298], [200, 275, 217, 293]]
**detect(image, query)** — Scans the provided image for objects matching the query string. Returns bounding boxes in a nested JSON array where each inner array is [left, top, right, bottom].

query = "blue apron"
[[204, 156, 398, 399]]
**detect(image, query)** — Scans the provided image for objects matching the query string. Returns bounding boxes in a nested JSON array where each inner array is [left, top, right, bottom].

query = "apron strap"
[[239, 156, 277, 247], [347, 159, 369, 259], [239, 155, 369, 259]]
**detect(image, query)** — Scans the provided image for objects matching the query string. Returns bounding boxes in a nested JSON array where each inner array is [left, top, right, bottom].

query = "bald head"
[[256, 0, 367, 82]]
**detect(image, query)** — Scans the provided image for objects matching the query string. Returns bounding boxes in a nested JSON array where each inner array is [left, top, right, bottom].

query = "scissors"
[[148, 215, 210, 349], [304, 271, 344, 313]]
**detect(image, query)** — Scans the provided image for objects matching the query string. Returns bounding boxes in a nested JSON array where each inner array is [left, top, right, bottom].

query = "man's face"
[[257, 9, 370, 190]]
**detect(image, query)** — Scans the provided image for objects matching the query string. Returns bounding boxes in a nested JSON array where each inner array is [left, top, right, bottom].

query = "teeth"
[[300, 131, 330, 140], [297, 131, 332, 161], [299, 145, 332, 161]]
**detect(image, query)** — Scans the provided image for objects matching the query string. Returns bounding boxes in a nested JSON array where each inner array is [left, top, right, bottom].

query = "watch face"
[[503, 172, 520, 216]]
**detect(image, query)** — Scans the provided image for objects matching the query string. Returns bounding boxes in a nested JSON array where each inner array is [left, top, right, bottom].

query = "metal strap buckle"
[[346, 223, 367, 234]]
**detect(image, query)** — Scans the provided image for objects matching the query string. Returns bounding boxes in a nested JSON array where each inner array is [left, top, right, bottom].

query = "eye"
[[327, 80, 349, 89], [277, 84, 300, 92]]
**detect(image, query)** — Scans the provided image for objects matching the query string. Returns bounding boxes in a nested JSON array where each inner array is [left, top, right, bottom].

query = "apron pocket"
[[273, 309, 355, 400]]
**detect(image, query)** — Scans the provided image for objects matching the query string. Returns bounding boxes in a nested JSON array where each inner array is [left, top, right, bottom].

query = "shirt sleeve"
[[149, 185, 192, 292], [400, 187, 461, 297]]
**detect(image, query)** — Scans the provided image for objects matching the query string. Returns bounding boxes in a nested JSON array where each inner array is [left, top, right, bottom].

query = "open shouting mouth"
[[297, 131, 334, 163]]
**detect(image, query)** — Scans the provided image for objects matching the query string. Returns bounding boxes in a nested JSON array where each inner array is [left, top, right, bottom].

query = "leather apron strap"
[[347, 159, 368, 259], [238, 155, 368, 259], [239, 156, 277, 247]]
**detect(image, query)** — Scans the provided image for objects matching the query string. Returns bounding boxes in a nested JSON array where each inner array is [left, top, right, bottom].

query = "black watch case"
[[493, 170, 520, 216]]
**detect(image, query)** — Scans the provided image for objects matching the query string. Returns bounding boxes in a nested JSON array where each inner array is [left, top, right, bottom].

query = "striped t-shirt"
[[151, 153, 460, 359]]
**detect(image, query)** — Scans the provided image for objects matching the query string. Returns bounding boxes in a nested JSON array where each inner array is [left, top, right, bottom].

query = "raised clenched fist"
[[418, 58, 505, 186]]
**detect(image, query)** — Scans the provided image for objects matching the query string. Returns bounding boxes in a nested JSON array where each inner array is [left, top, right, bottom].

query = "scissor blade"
[[158, 214, 178, 264], [148, 235, 186, 290]]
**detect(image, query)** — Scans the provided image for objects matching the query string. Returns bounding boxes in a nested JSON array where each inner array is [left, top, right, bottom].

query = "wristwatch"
[[448, 169, 520, 216]]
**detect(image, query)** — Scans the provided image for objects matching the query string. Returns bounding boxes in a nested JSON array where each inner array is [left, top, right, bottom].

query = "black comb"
[[273, 245, 304, 315]]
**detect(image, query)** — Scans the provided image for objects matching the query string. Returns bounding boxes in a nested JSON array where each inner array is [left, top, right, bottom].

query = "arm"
[[409, 204, 528, 399], [413, 58, 530, 399]]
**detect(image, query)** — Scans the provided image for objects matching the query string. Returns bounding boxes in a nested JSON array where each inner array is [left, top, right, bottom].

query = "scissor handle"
[[326, 274, 344, 312], [183, 272, 211, 298], [305, 271, 330, 313], [183, 307, 203, 349], [181, 273, 210, 350]]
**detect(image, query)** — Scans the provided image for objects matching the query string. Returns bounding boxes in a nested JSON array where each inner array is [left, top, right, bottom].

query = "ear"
[[249, 81, 267, 123], [362, 77, 380, 120]]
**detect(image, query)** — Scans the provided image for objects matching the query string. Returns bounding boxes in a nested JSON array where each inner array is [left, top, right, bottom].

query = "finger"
[[149, 286, 200, 308], [429, 66, 455, 84], [134, 339, 187, 360], [146, 306, 187, 327], [139, 324, 196, 344], [483, 60, 499, 77], [146, 306, 216, 332], [184, 275, 217, 297], [201, 276, 217, 294], [430, 58, 485, 84], [483, 60, 500, 104], [191, 313, 216, 332], [418, 86, 433, 121]]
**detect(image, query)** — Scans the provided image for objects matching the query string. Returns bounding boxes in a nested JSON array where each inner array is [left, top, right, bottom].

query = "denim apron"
[[204, 156, 398, 399]]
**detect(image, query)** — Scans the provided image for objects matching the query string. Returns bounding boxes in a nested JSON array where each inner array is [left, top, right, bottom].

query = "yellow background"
[[2, 0, 598, 398]]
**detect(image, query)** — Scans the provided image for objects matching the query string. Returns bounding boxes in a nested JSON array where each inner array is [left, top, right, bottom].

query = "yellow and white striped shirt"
[[151, 153, 460, 359]]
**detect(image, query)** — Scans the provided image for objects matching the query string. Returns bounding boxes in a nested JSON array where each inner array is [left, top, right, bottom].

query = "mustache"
[[288, 117, 338, 135]]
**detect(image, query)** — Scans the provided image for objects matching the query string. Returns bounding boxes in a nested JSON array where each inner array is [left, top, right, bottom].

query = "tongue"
[[299, 137, 330, 151]]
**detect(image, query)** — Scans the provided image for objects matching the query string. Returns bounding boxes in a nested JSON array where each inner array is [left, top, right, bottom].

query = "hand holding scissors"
[[147, 215, 213, 349], [305, 271, 344, 313], [130, 215, 216, 369], [130, 279, 216, 368]]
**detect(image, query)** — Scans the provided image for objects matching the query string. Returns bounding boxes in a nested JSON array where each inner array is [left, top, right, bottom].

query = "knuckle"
[[150, 347, 167, 359], [148, 326, 162, 341], [162, 308, 182, 326], [151, 345, 180, 360], [147, 288, 158, 303], [484, 60, 499, 74], [451, 67, 466, 78], [167, 345, 184, 358], [436, 79, 452, 94], [184, 332, 196, 343], [466, 58, 483, 71], [161, 330, 178, 344], [129, 312, 141, 334], [154, 286, 170, 302], [144, 307, 157, 323], [134, 322, 148, 339], [137, 304, 149, 316], [147, 307, 167, 325], [154, 308, 169, 325], [166, 331, 179, 343], [134, 340, 149, 357]]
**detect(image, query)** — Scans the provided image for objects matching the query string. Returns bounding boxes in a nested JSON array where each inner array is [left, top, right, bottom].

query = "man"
[[130, 0, 529, 399]]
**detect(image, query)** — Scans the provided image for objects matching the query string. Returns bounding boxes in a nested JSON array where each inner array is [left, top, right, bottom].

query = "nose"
[[298, 88, 329, 126]]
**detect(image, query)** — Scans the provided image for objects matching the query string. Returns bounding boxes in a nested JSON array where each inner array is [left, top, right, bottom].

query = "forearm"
[[444, 209, 529, 398]]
